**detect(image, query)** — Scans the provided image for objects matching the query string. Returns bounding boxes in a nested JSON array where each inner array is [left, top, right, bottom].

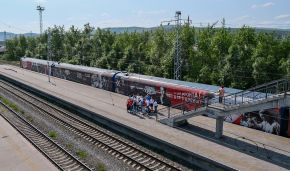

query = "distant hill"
[[103, 25, 174, 34], [0, 32, 39, 41], [1, 26, 289, 41], [105, 26, 290, 36]]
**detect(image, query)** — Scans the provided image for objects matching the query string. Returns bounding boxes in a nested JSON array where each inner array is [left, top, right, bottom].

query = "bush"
[[9, 104, 19, 111], [20, 110, 25, 114], [96, 163, 105, 171], [76, 150, 87, 159], [49, 132, 56, 138], [3, 99, 10, 105], [26, 115, 34, 121]]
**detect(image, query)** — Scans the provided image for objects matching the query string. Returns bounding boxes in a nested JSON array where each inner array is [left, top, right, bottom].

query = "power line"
[[0, 20, 30, 33]]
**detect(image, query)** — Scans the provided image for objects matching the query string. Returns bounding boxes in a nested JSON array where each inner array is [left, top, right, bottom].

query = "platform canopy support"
[[215, 116, 224, 139]]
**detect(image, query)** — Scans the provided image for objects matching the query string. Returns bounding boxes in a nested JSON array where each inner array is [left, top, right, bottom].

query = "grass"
[[66, 144, 72, 148], [76, 150, 87, 159], [9, 104, 19, 111], [26, 115, 34, 122], [96, 163, 105, 171], [0, 96, 24, 114], [0, 97, 26, 117], [3, 99, 10, 105], [49, 132, 56, 138]]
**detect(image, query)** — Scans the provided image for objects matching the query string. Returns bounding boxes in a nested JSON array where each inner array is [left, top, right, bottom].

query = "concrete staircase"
[[159, 77, 290, 138], [209, 92, 290, 116]]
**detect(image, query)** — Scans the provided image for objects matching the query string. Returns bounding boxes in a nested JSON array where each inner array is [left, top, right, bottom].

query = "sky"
[[0, 0, 290, 34]]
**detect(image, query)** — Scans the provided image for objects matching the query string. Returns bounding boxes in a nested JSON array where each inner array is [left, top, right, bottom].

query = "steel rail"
[[0, 100, 92, 171], [0, 79, 183, 171]]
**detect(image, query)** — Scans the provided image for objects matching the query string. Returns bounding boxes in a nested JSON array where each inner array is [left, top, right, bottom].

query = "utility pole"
[[36, 5, 45, 35], [47, 28, 51, 82], [4, 31, 6, 46], [174, 11, 182, 81], [161, 11, 191, 80]]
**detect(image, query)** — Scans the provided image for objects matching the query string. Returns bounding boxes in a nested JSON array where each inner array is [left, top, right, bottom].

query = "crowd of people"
[[126, 94, 158, 115]]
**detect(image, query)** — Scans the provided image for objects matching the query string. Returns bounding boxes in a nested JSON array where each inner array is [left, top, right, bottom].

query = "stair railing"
[[211, 77, 290, 108]]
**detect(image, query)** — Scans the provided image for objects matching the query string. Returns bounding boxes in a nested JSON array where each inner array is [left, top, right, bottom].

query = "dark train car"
[[21, 58, 115, 91]]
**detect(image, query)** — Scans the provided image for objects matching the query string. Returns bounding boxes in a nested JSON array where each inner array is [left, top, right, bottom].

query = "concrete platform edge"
[[0, 111, 62, 170], [0, 73, 236, 171]]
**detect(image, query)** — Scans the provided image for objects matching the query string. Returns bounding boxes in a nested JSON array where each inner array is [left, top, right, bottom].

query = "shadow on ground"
[[178, 123, 290, 170]]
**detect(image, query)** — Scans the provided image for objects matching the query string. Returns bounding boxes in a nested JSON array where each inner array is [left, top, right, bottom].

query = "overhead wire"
[[0, 20, 31, 34]]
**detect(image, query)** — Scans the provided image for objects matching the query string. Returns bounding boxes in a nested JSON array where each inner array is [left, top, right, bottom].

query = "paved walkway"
[[0, 115, 57, 171], [0, 65, 289, 171]]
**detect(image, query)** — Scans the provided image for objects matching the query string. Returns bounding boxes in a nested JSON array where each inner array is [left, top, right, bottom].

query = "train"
[[20, 57, 290, 138], [20, 57, 216, 109]]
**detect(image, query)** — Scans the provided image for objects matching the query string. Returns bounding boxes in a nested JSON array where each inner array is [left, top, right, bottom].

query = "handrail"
[[210, 77, 290, 106], [225, 76, 290, 98], [158, 94, 207, 111], [158, 77, 289, 119], [158, 94, 210, 118]]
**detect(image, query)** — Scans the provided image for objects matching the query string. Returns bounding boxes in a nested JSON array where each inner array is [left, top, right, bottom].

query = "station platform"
[[0, 64, 289, 170], [0, 113, 57, 171]]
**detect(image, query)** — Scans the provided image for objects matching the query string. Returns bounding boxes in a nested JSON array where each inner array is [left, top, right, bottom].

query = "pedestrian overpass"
[[158, 77, 290, 138]]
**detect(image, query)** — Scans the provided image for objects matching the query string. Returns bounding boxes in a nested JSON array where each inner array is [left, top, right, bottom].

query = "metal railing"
[[157, 95, 209, 119], [212, 77, 290, 107], [157, 77, 290, 120]]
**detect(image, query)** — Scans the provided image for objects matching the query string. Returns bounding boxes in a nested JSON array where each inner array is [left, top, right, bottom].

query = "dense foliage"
[[3, 23, 290, 90]]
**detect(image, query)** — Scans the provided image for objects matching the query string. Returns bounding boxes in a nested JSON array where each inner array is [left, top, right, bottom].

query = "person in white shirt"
[[153, 100, 158, 113], [145, 98, 150, 113], [149, 98, 154, 110]]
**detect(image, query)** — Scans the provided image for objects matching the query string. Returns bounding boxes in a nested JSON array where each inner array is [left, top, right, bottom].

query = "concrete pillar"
[[167, 118, 174, 127], [215, 116, 224, 138]]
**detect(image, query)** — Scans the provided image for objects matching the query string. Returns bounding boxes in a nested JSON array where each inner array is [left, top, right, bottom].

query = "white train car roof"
[[21, 57, 116, 74], [128, 73, 241, 95], [21, 57, 243, 95]]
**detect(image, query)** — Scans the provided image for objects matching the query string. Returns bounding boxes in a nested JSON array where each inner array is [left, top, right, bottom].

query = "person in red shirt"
[[127, 96, 133, 113]]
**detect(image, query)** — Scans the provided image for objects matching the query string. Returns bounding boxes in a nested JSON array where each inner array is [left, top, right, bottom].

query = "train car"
[[20, 57, 290, 137]]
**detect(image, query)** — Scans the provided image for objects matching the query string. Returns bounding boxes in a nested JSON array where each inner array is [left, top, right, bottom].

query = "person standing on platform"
[[133, 95, 137, 114], [140, 98, 144, 114], [146, 94, 151, 101], [145, 98, 150, 114], [218, 84, 225, 103], [149, 98, 154, 110], [153, 100, 158, 113], [128, 96, 133, 113], [126, 96, 131, 112]]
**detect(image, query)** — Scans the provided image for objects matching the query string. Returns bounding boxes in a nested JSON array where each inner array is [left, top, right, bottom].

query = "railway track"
[[0, 96, 92, 171], [0, 79, 184, 171]]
